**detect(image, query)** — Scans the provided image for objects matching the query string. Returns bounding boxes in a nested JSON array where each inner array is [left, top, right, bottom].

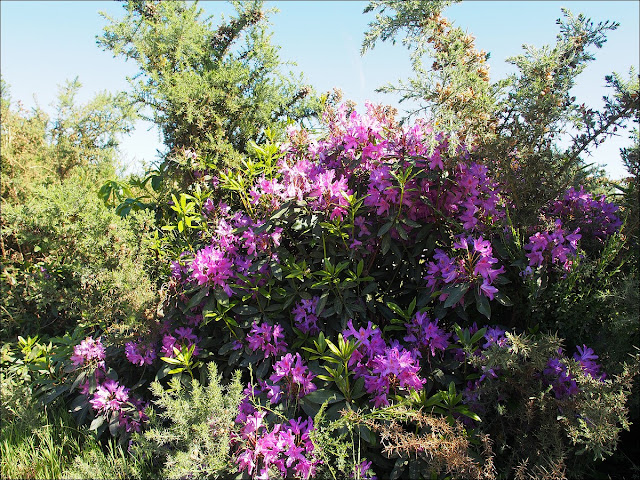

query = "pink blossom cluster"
[[342, 320, 424, 407], [70, 336, 106, 369], [160, 326, 200, 358], [279, 103, 503, 237], [246, 322, 288, 359], [443, 163, 504, 232], [88, 378, 148, 433], [524, 220, 581, 271], [235, 410, 319, 479], [548, 186, 622, 240], [425, 235, 505, 302], [366, 344, 425, 407], [403, 312, 451, 357], [125, 340, 157, 366], [186, 203, 283, 297], [292, 297, 320, 335], [267, 353, 317, 403], [89, 378, 130, 414], [342, 319, 387, 378]]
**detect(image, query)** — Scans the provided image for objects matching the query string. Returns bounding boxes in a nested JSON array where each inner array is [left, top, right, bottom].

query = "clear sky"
[[1, 0, 638, 178]]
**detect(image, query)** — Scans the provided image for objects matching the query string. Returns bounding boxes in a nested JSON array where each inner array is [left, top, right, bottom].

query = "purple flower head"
[[246, 322, 288, 359], [573, 344, 606, 381], [235, 409, 320, 479], [292, 297, 320, 335], [190, 245, 235, 297], [543, 357, 579, 399], [270, 353, 317, 401], [404, 312, 451, 357], [125, 341, 157, 366], [483, 326, 508, 349], [90, 378, 130, 414], [365, 346, 425, 407], [70, 337, 106, 369], [161, 330, 200, 358]]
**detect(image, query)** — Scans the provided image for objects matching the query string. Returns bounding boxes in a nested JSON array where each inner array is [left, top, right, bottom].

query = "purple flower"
[[190, 245, 234, 297], [292, 297, 320, 335], [70, 337, 106, 369], [543, 357, 579, 399], [404, 312, 451, 357], [483, 326, 508, 349], [573, 344, 606, 381], [90, 379, 130, 414], [124, 341, 157, 366], [365, 346, 425, 407], [269, 353, 317, 401], [246, 322, 288, 359], [235, 409, 320, 479]]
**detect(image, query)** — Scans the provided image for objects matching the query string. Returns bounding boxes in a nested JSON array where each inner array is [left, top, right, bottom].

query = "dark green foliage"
[[467, 332, 638, 479]]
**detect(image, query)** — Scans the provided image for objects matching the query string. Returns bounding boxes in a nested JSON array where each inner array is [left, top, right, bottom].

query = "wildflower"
[[292, 297, 320, 335], [573, 344, 606, 380], [404, 312, 451, 357], [269, 353, 317, 401], [246, 322, 288, 359], [365, 345, 425, 407]]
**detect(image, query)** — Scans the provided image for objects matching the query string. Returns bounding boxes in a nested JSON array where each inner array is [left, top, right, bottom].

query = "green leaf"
[[303, 389, 345, 404], [474, 289, 491, 319], [494, 291, 514, 306], [89, 415, 105, 431], [186, 287, 210, 310], [444, 283, 469, 308], [233, 304, 259, 316], [378, 221, 393, 237]]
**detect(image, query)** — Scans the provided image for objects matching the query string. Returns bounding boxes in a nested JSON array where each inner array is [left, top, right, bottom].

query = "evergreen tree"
[[98, 0, 321, 174], [362, 1, 639, 222]]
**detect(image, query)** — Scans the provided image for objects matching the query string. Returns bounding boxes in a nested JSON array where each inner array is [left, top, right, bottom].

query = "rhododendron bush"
[[21, 104, 637, 479]]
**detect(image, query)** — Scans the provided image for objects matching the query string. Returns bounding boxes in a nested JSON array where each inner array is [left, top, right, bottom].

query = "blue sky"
[[1, 1, 638, 178]]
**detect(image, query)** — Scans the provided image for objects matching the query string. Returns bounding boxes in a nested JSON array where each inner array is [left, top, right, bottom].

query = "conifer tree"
[[98, 0, 321, 173], [362, 1, 639, 222]]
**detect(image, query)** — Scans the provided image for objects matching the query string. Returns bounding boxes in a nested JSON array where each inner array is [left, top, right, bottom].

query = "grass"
[[1, 404, 83, 479]]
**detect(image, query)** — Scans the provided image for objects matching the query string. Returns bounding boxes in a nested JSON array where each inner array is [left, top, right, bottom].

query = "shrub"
[[52, 104, 636, 479]]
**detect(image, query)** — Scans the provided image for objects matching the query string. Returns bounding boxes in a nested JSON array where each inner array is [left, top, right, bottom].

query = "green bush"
[[1, 175, 157, 341]]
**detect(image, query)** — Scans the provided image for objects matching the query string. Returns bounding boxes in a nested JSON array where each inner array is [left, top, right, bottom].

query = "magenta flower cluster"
[[404, 312, 451, 357], [246, 322, 288, 359], [425, 235, 505, 302], [88, 378, 148, 433], [524, 220, 581, 272], [573, 344, 606, 381], [292, 297, 321, 335], [547, 186, 622, 240], [160, 326, 200, 358], [70, 336, 106, 369], [125, 340, 157, 366], [235, 409, 319, 479], [342, 320, 425, 407], [267, 352, 317, 403]]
